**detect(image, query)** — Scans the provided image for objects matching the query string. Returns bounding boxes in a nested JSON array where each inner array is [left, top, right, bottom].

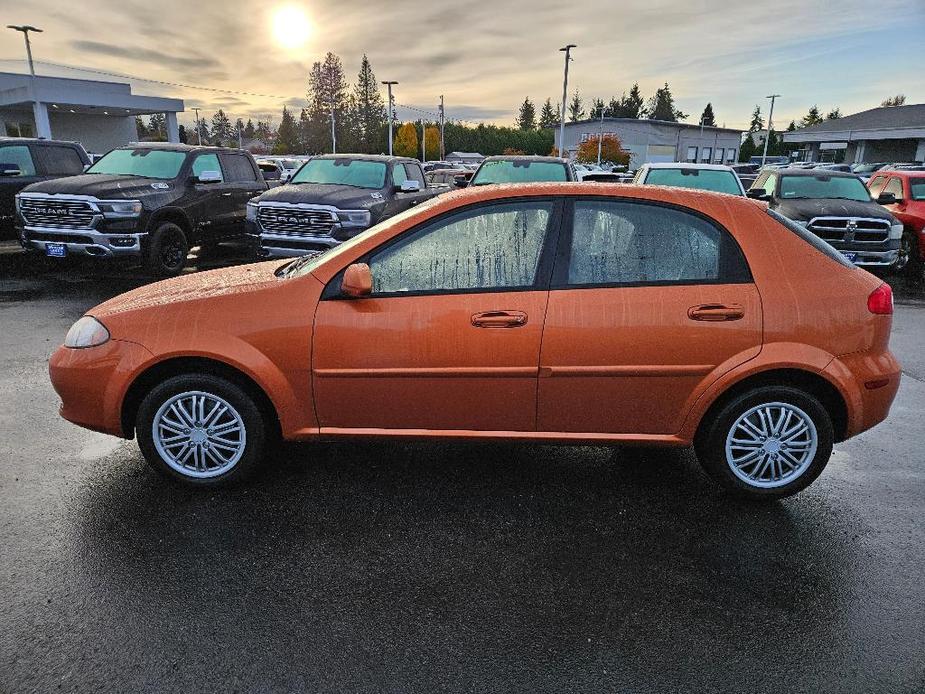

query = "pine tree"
[[352, 54, 386, 153], [148, 113, 167, 140], [516, 97, 536, 130], [738, 135, 757, 163], [567, 91, 585, 122], [647, 83, 686, 122], [610, 83, 646, 118], [826, 107, 842, 120], [881, 94, 905, 107], [299, 108, 311, 152], [700, 103, 716, 127], [234, 118, 245, 143], [210, 109, 233, 146], [748, 105, 764, 132], [801, 105, 823, 127], [178, 124, 188, 144], [195, 118, 210, 144], [538, 98, 558, 128], [394, 122, 418, 158], [786, 120, 797, 131], [589, 98, 605, 120], [305, 52, 350, 153], [274, 106, 300, 154], [243, 118, 256, 140], [135, 117, 148, 139]]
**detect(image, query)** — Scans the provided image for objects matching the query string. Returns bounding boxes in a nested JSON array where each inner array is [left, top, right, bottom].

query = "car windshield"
[[779, 174, 871, 201], [910, 178, 925, 200], [644, 168, 742, 195], [471, 160, 567, 185], [86, 148, 186, 179], [290, 158, 387, 189]]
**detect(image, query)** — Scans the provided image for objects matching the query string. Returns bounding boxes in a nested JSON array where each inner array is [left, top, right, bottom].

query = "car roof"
[[874, 169, 925, 179], [480, 155, 569, 164], [311, 153, 417, 164], [0, 136, 83, 147], [116, 142, 241, 154], [640, 162, 736, 172], [773, 168, 859, 178]]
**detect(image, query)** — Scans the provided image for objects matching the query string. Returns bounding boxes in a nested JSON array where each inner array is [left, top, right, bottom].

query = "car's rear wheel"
[[695, 386, 834, 500], [136, 374, 267, 486], [143, 222, 189, 277]]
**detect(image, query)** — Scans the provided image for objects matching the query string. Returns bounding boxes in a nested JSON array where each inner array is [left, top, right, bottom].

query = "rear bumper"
[[824, 350, 901, 439]]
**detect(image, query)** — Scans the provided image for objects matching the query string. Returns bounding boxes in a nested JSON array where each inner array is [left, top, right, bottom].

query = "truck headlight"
[[246, 202, 258, 222], [64, 316, 110, 349], [890, 223, 903, 240], [98, 200, 143, 217], [336, 209, 371, 227]]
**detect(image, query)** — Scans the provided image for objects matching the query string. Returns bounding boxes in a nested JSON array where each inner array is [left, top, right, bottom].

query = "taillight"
[[868, 283, 893, 315]]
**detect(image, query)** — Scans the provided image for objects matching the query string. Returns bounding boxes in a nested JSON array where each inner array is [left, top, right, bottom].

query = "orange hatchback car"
[[49, 183, 900, 499]]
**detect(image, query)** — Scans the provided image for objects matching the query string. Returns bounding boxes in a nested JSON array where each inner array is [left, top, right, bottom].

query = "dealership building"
[[782, 104, 925, 163], [553, 117, 743, 167], [0, 72, 184, 153]]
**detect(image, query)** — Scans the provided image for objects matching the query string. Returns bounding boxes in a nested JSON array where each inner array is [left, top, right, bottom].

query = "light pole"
[[761, 94, 781, 166], [329, 65, 337, 154], [7, 24, 49, 139], [421, 121, 426, 163], [558, 44, 576, 160], [192, 107, 202, 145], [382, 81, 398, 155], [597, 107, 610, 166], [439, 95, 445, 160]]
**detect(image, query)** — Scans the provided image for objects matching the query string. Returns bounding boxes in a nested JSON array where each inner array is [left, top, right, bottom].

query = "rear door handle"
[[471, 310, 528, 328], [220, 192, 233, 197], [688, 304, 744, 321]]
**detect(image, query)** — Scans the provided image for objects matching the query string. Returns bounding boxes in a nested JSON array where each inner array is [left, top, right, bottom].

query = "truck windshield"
[[644, 168, 742, 195], [779, 174, 871, 201], [290, 159, 387, 189], [471, 160, 567, 185], [86, 148, 186, 179]]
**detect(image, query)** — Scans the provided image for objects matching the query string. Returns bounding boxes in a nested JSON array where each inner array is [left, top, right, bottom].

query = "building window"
[[714, 148, 724, 163], [4, 121, 34, 138], [726, 149, 736, 163], [686, 146, 698, 163], [700, 147, 712, 163]]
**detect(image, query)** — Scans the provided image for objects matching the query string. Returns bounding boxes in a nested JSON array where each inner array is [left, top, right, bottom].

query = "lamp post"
[[761, 94, 781, 166], [382, 81, 398, 156], [597, 107, 610, 166], [7, 24, 50, 139], [558, 44, 576, 160], [329, 64, 337, 154]]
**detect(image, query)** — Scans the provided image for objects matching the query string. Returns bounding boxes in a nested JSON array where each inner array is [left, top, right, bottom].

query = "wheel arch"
[[121, 356, 281, 440], [146, 207, 194, 241]]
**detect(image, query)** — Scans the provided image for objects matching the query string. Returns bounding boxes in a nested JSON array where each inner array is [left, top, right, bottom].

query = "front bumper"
[[19, 223, 146, 258]]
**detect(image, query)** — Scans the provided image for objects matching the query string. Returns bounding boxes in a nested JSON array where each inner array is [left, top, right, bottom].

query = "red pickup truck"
[[868, 170, 925, 274]]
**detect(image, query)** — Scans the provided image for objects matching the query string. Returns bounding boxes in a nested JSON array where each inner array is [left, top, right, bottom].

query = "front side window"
[[87, 148, 185, 179], [404, 163, 426, 187], [883, 178, 904, 200], [471, 160, 568, 186], [369, 201, 553, 294], [34, 145, 85, 175], [867, 175, 887, 196], [192, 153, 223, 181], [563, 200, 750, 286], [779, 174, 871, 201], [644, 168, 742, 195], [290, 158, 387, 189], [0, 145, 36, 176]]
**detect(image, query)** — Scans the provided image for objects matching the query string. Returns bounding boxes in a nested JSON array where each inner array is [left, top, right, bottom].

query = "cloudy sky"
[[1, 0, 923, 130]]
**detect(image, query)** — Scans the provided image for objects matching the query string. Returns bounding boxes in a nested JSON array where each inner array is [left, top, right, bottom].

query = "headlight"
[[246, 202, 258, 222], [336, 209, 371, 227], [890, 223, 903, 240], [98, 200, 143, 217], [64, 316, 110, 349]]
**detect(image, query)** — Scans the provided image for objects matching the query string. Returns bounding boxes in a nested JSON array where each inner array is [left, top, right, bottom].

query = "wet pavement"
[[1, 245, 923, 693]]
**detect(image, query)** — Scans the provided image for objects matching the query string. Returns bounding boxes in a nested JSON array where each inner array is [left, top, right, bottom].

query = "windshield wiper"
[[276, 250, 327, 278]]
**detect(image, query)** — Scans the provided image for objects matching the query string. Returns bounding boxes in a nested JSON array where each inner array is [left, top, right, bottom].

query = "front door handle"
[[688, 304, 744, 322], [220, 191, 233, 197], [471, 310, 528, 328]]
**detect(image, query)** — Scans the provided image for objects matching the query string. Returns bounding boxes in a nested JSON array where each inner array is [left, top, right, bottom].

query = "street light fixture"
[[558, 44, 576, 160], [761, 94, 781, 166], [7, 24, 49, 139], [382, 81, 398, 156]]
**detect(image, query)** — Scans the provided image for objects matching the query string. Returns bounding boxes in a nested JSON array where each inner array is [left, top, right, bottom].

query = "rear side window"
[[220, 153, 258, 182], [560, 200, 751, 286], [34, 145, 85, 175], [766, 209, 854, 268], [0, 145, 36, 176]]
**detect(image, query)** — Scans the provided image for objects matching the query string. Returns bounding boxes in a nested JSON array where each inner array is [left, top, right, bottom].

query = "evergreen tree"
[[610, 83, 646, 118], [255, 120, 273, 142], [589, 98, 605, 120], [306, 52, 350, 153], [274, 106, 300, 154], [243, 118, 256, 140], [195, 118, 210, 144], [567, 91, 585, 122], [234, 118, 245, 143], [135, 117, 148, 139], [178, 124, 188, 144], [801, 105, 823, 127], [148, 113, 167, 140], [210, 109, 233, 145], [647, 83, 686, 122], [352, 54, 386, 153], [538, 98, 558, 128], [826, 107, 842, 120], [738, 135, 757, 162], [748, 105, 764, 132], [394, 122, 418, 158], [786, 120, 797, 131], [700, 102, 716, 127], [881, 94, 905, 107], [298, 108, 311, 152], [516, 97, 536, 130]]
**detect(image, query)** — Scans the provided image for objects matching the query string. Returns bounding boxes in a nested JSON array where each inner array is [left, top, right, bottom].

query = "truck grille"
[[257, 205, 337, 236], [807, 217, 890, 243], [19, 198, 96, 230]]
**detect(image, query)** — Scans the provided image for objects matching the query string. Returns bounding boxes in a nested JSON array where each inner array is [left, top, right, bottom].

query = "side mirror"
[[454, 177, 468, 188], [193, 170, 222, 184], [746, 189, 770, 201], [0, 163, 21, 177], [341, 263, 372, 298], [877, 192, 898, 205], [397, 179, 421, 193]]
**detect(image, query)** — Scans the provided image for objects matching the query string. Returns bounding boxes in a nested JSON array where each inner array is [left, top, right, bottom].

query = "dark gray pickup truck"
[[246, 154, 439, 258]]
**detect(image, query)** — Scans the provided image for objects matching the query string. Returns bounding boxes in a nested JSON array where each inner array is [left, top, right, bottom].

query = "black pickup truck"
[[747, 168, 903, 268], [246, 154, 438, 258], [0, 137, 91, 240], [15, 142, 267, 275]]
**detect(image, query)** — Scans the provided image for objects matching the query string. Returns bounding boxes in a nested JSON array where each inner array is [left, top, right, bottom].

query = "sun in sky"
[[271, 4, 312, 50]]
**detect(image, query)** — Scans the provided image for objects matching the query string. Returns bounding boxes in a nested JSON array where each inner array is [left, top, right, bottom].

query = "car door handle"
[[220, 191, 233, 197], [688, 304, 744, 322], [471, 310, 528, 328]]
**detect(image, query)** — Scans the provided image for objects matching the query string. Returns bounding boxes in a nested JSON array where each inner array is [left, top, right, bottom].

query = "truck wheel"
[[896, 229, 921, 276], [144, 222, 189, 277]]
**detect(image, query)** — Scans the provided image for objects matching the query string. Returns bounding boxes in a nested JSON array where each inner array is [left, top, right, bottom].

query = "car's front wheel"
[[695, 386, 834, 500], [143, 222, 189, 277], [895, 228, 921, 276], [136, 374, 267, 486]]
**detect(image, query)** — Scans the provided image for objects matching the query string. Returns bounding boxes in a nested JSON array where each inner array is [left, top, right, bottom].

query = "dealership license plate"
[[841, 251, 858, 263], [45, 243, 67, 258]]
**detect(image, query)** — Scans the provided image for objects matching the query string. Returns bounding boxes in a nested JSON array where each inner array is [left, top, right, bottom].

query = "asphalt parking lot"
[[1, 246, 923, 693]]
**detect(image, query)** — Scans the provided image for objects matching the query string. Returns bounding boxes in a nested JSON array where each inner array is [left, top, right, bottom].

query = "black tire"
[[694, 385, 834, 500], [896, 229, 921, 277], [136, 373, 267, 487], [143, 222, 189, 277]]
